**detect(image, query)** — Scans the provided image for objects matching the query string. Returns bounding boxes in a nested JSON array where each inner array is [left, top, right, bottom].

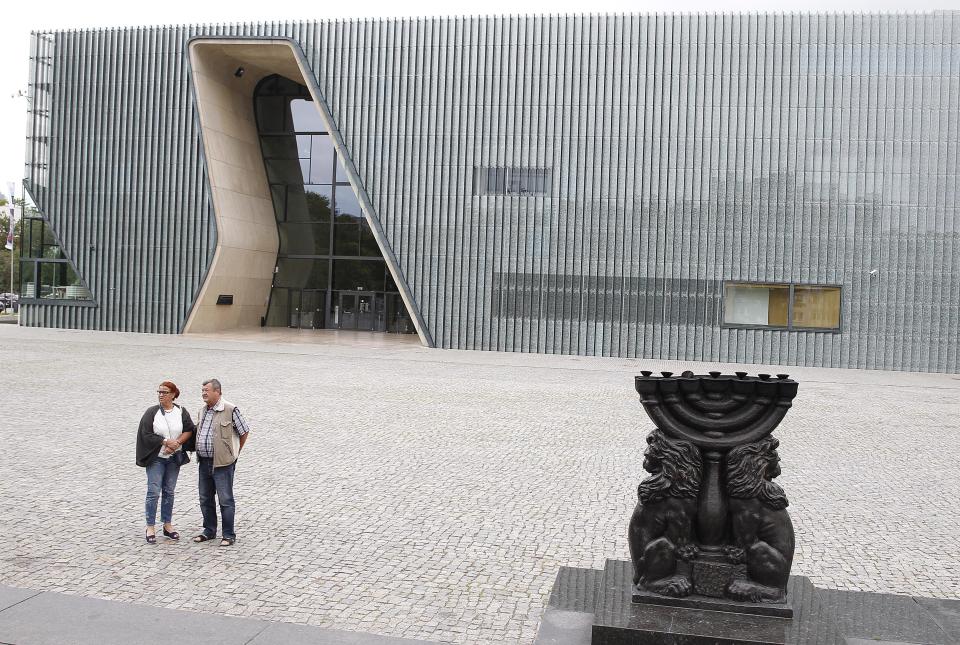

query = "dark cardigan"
[[136, 404, 197, 467]]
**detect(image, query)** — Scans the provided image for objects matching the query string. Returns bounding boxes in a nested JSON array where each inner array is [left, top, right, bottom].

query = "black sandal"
[[219, 537, 235, 547], [163, 528, 180, 540], [192, 534, 215, 543], [145, 529, 157, 544]]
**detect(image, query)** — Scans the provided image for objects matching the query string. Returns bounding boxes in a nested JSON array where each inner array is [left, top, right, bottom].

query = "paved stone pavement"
[[0, 325, 958, 644]]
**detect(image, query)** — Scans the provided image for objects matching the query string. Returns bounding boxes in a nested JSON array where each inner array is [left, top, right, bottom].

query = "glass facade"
[[18, 217, 92, 302], [255, 75, 414, 334]]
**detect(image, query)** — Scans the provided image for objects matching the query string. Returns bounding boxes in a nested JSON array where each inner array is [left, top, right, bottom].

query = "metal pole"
[[7, 182, 16, 298]]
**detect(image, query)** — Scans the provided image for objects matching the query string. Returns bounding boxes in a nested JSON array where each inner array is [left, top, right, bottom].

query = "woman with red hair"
[[135, 380, 196, 543]]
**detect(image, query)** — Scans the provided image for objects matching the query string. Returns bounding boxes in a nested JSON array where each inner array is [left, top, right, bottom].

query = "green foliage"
[[0, 201, 23, 294]]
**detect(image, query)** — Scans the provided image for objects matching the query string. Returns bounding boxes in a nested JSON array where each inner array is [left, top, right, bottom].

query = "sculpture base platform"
[[632, 581, 793, 619], [535, 559, 960, 645]]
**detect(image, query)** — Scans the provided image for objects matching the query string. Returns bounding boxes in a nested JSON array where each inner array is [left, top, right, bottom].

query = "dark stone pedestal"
[[535, 560, 960, 645], [596, 560, 823, 644]]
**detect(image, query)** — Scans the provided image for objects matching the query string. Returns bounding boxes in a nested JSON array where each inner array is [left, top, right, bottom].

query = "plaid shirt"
[[197, 400, 250, 458]]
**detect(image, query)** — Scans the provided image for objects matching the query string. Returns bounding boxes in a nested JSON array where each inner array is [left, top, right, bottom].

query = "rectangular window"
[[723, 282, 840, 331], [473, 167, 552, 196], [792, 286, 841, 329], [19, 259, 92, 301]]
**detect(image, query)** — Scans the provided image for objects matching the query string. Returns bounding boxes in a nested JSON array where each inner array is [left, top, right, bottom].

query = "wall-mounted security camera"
[[234, 67, 245, 78], [869, 269, 879, 276]]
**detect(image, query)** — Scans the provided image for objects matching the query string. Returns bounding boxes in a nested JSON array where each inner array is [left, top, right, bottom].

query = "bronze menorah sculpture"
[[630, 370, 798, 610]]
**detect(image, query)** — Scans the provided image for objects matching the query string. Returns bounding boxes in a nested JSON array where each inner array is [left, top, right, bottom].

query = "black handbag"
[[160, 405, 191, 466]]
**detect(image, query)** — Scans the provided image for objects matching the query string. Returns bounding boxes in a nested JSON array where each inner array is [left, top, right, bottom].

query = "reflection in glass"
[[279, 223, 331, 255], [334, 188, 362, 218], [274, 258, 329, 289], [310, 136, 334, 184], [290, 99, 325, 132], [270, 185, 286, 218], [359, 220, 380, 257], [334, 221, 360, 256], [256, 74, 414, 333], [255, 96, 286, 132], [296, 134, 312, 158], [285, 186, 333, 223], [266, 287, 290, 326], [335, 154, 349, 182], [333, 259, 386, 292], [260, 135, 299, 160], [265, 159, 305, 185]]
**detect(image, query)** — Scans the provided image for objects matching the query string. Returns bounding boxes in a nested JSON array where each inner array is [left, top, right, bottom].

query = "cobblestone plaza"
[[1, 326, 958, 644]]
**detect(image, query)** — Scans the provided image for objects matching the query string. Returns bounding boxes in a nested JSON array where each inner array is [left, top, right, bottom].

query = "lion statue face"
[[725, 436, 789, 510], [637, 429, 702, 504]]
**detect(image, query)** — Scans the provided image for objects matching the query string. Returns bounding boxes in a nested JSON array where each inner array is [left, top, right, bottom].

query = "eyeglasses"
[[156, 391, 172, 395]]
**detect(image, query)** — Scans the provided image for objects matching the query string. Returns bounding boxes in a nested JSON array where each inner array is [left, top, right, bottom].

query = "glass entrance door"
[[336, 291, 377, 331], [290, 289, 325, 329]]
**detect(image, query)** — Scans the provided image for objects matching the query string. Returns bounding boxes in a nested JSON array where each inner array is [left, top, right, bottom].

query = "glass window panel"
[[38, 221, 61, 259], [724, 283, 789, 327], [303, 185, 333, 222], [334, 187, 362, 219], [332, 259, 386, 292], [24, 219, 42, 258], [274, 258, 329, 290], [266, 287, 291, 327], [473, 167, 551, 195], [259, 135, 298, 160], [385, 268, 398, 293], [19, 260, 36, 298], [278, 222, 331, 256], [284, 186, 308, 222], [359, 219, 381, 257], [270, 185, 286, 222], [255, 96, 286, 132], [792, 286, 841, 329], [286, 186, 333, 223], [296, 135, 312, 158], [37, 261, 89, 300], [387, 293, 414, 333], [334, 221, 361, 256], [310, 135, 334, 183], [290, 99, 325, 133], [265, 159, 305, 185]]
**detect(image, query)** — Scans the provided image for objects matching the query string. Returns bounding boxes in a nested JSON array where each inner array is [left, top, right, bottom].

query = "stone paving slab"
[[0, 584, 445, 645], [0, 587, 39, 613], [250, 621, 441, 644], [0, 325, 958, 645], [0, 588, 267, 645]]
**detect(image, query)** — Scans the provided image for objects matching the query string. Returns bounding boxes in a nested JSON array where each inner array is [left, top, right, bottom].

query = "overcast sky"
[[2, 1, 957, 202]]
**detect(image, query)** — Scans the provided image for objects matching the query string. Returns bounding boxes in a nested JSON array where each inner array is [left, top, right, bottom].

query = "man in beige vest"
[[191, 378, 250, 546]]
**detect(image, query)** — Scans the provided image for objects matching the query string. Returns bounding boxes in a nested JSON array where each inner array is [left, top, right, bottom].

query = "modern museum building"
[[17, 13, 960, 372]]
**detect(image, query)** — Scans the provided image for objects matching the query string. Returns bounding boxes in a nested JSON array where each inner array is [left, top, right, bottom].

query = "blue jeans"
[[145, 457, 181, 525], [198, 458, 236, 539]]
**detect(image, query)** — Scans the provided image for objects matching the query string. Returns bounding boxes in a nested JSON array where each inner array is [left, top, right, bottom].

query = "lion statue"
[[723, 436, 795, 603], [628, 429, 702, 597]]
